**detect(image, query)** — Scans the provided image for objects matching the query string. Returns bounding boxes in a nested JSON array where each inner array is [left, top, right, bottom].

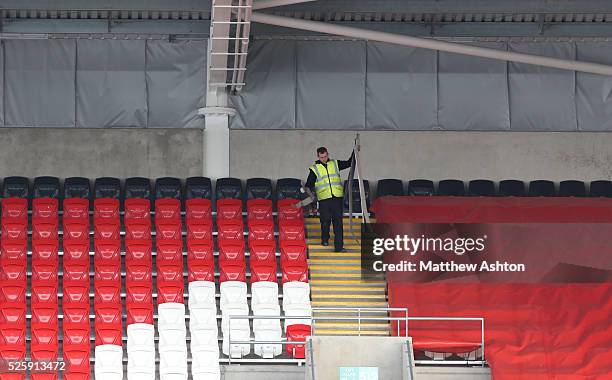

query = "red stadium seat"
[[63, 219, 89, 241], [94, 198, 120, 219], [63, 198, 89, 220], [155, 220, 182, 241], [286, 324, 312, 358], [280, 242, 307, 264], [247, 199, 273, 221], [282, 263, 309, 283], [219, 263, 247, 283], [219, 242, 246, 266], [277, 199, 303, 222], [156, 241, 184, 304], [218, 220, 244, 242], [1, 197, 28, 219], [124, 198, 150, 220], [94, 221, 120, 240], [1, 221, 27, 240], [187, 241, 215, 282], [249, 241, 277, 265], [186, 198, 212, 222], [125, 221, 151, 240], [125, 242, 153, 325], [248, 220, 274, 242], [250, 262, 277, 283], [279, 221, 305, 242], [154, 198, 181, 220], [32, 197, 58, 219], [187, 222, 213, 242], [216, 198, 243, 222]]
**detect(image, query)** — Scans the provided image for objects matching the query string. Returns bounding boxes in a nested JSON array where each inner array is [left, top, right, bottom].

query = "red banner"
[[372, 196, 612, 379]]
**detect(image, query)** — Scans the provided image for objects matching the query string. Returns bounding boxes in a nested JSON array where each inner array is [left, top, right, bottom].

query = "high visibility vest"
[[310, 160, 344, 200]]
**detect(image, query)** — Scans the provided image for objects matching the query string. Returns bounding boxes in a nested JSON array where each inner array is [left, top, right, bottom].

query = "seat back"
[[437, 180, 466, 196], [528, 180, 556, 197], [276, 178, 302, 201], [343, 179, 371, 212], [246, 178, 273, 200], [33, 176, 60, 199], [125, 177, 151, 200], [407, 179, 434, 196], [468, 180, 495, 196], [64, 177, 91, 199], [376, 179, 404, 198], [2, 176, 29, 198], [155, 177, 182, 200], [559, 180, 586, 197], [498, 180, 525, 196], [589, 180, 612, 197], [186, 177, 212, 200], [94, 177, 121, 199], [215, 177, 243, 200]]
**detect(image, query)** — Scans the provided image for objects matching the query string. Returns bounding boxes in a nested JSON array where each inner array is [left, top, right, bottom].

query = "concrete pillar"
[[199, 107, 235, 179]]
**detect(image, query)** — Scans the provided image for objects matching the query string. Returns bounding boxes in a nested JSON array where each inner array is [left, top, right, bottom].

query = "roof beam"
[[256, 0, 612, 14], [253, 0, 319, 11], [251, 12, 612, 76], [251, 21, 612, 38], [0, 0, 210, 11]]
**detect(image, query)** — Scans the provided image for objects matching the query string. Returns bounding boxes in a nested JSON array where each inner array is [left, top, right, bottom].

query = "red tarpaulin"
[[372, 196, 612, 380]]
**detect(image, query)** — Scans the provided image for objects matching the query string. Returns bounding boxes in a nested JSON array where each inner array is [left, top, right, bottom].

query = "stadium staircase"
[[305, 216, 390, 336]]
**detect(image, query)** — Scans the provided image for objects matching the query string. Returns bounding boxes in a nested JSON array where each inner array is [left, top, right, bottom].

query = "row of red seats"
[[93, 198, 122, 347], [278, 199, 308, 284], [218, 199, 246, 283], [248, 199, 276, 284], [0, 198, 28, 380], [62, 198, 91, 379], [125, 198, 153, 325], [155, 198, 184, 304], [186, 198, 214, 283], [30, 198, 60, 380]]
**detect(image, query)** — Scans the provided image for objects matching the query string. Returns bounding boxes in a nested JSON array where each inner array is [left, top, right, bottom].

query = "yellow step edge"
[[311, 293, 387, 299], [310, 273, 363, 278], [310, 279, 385, 285], [308, 253, 361, 258], [313, 330, 389, 336], [313, 322, 390, 328], [308, 265, 362, 271], [309, 259, 361, 264], [310, 283, 385, 294], [311, 300, 389, 307]]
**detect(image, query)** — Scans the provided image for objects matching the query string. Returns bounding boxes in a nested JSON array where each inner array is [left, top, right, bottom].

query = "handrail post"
[[358, 308, 361, 336], [228, 315, 232, 365]]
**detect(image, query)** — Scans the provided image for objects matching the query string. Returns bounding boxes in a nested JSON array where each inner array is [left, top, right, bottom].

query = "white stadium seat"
[[127, 323, 156, 379], [252, 304, 282, 358], [251, 281, 279, 312], [189, 307, 218, 331], [189, 280, 217, 308], [282, 281, 311, 311], [191, 349, 221, 380], [220, 281, 248, 311], [94, 344, 124, 380], [157, 302, 188, 379]]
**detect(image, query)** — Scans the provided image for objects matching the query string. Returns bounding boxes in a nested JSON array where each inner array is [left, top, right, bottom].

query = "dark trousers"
[[318, 197, 344, 249]]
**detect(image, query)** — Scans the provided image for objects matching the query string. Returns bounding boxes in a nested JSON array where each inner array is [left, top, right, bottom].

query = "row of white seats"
[[220, 281, 251, 358], [189, 281, 222, 380]]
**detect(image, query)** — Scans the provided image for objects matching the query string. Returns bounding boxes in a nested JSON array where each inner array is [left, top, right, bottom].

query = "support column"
[[199, 106, 236, 179]]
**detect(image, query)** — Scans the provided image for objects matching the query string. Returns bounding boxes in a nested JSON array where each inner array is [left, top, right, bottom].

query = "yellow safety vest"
[[310, 160, 344, 200]]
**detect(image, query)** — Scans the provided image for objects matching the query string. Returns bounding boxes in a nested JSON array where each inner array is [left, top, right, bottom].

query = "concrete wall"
[[0, 128, 204, 180], [230, 130, 612, 185]]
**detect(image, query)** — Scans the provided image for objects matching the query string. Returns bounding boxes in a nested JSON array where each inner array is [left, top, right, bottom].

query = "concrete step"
[[311, 329, 389, 336], [312, 300, 389, 307], [311, 285, 386, 293]]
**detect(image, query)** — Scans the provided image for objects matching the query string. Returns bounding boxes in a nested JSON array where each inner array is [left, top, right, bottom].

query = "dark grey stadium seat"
[[94, 177, 121, 199], [468, 180, 496, 197], [407, 180, 435, 196], [215, 177, 242, 200], [528, 180, 556, 197], [125, 177, 151, 199], [437, 180, 466, 196], [376, 179, 404, 198], [589, 180, 612, 197], [246, 178, 273, 200], [33, 176, 60, 199], [156, 177, 182, 200], [186, 177, 212, 200], [343, 179, 371, 213], [2, 176, 29, 198], [559, 180, 586, 197], [498, 180, 525, 197], [276, 178, 302, 200], [64, 177, 91, 199]]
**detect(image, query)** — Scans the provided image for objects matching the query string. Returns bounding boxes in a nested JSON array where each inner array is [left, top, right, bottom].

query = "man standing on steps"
[[305, 146, 355, 253]]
